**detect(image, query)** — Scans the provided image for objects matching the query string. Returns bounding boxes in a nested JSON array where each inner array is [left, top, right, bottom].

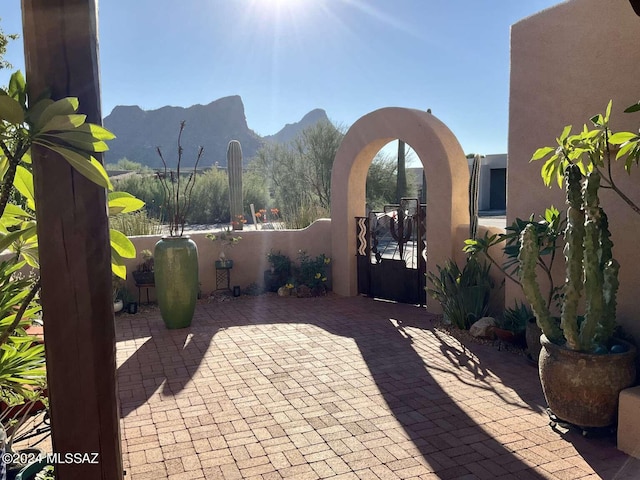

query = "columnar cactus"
[[518, 164, 620, 352], [469, 154, 481, 241], [227, 140, 243, 230]]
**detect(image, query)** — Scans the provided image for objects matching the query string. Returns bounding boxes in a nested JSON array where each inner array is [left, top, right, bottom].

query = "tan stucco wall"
[[330, 107, 469, 313], [123, 220, 331, 301], [509, 0, 640, 339]]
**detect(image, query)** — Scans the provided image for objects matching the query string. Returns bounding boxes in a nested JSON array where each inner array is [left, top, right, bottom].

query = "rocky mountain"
[[103, 97, 329, 168], [262, 109, 329, 145]]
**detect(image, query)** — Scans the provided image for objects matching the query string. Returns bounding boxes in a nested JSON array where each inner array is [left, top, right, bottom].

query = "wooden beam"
[[21, 1, 123, 478]]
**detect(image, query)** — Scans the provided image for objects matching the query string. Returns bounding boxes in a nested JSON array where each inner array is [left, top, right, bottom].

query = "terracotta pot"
[[539, 335, 637, 428]]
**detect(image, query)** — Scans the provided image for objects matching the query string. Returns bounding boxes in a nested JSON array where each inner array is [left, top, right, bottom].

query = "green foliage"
[[188, 168, 228, 223], [105, 157, 152, 173], [293, 250, 330, 291], [113, 174, 165, 219], [0, 71, 141, 279], [267, 251, 292, 276], [464, 207, 565, 310], [281, 201, 330, 229], [366, 155, 398, 210], [265, 251, 292, 292], [500, 301, 532, 335], [35, 465, 55, 480], [0, 259, 44, 407], [207, 228, 242, 261], [0, 18, 18, 71], [109, 210, 162, 236], [426, 258, 493, 330], [114, 167, 268, 226], [365, 152, 417, 211], [252, 120, 343, 225], [519, 165, 619, 352], [136, 249, 154, 272], [532, 99, 640, 216]]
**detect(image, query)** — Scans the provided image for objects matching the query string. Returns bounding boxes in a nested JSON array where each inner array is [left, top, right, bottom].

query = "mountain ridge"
[[104, 97, 329, 168]]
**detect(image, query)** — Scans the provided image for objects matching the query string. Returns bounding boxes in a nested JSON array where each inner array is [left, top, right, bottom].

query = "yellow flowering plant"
[[294, 250, 330, 291]]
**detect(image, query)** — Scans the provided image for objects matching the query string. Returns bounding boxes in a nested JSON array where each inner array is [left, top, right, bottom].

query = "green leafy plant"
[[206, 228, 242, 262], [0, 259, 46, 452], [267, 251, 291, 275], [293, 250, 330, 292], [426, 257, 493, 330], [519, 165, 619, 352], [109, 210, 162, 237], [532, 99, 640, 216], [0, 70, 143, 279], [131, 249, 154, 285], [35, 464, 55, 480], [464, 207, 565, 310], [265, 251, 292, 292], [500, 301, 532, 335], [137, 249, 154, 273]]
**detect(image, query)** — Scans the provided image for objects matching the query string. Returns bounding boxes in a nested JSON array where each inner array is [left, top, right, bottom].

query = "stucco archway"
[[330, 107, 469, 312]]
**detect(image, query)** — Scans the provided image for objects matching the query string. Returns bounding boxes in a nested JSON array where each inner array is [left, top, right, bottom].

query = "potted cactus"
[[519, 164, 636, 428]]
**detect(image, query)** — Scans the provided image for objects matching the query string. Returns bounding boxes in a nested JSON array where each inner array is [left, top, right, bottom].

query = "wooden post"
[[21, 1, 123, 478]]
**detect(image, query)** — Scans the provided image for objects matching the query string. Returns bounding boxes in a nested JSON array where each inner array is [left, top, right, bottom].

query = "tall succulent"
[[519, 164, 619, 352], [227, 140, 243, 230]]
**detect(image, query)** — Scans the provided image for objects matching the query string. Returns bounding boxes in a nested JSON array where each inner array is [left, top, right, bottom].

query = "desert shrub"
[[426, 258, 493, 329]]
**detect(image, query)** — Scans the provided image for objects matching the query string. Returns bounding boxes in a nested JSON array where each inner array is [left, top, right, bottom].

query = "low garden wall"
[[126, 219, 332, 302]]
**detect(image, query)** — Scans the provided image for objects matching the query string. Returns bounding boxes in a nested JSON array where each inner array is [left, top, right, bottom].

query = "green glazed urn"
[[154, 236, 199, 329]]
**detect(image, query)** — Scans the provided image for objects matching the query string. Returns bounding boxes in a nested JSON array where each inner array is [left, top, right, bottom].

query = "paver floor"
[[116, 295, 640, 479]]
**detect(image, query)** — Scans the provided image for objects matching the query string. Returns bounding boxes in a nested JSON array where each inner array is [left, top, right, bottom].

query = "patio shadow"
[[116, 296, 635, 478]]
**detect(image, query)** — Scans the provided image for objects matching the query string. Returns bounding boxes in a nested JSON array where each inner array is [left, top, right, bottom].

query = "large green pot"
[[154, 236, 199, 329]]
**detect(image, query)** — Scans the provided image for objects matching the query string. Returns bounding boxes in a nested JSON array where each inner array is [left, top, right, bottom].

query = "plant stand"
[[135, 282, 155, 305], [215, 265, 232, 292], [547, 408, 615, 438]]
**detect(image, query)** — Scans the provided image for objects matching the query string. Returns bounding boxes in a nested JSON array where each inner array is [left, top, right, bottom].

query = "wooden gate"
[[356, 198, 426, 305]]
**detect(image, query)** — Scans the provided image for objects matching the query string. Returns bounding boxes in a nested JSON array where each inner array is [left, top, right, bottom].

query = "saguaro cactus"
[[227, 140, 243, 230]]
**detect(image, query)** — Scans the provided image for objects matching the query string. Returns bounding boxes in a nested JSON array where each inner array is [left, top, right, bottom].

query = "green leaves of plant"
[[0, 71, 145, 279], [624, 101, 640, 113], [532, 99, 640, 185], [108, 191, 145, 216], [0, 95, 24, 124]]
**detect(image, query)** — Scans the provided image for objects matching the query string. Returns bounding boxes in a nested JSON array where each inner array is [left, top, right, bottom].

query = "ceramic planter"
[[154, 236, 199, 329], [539, 334, 636, 428]]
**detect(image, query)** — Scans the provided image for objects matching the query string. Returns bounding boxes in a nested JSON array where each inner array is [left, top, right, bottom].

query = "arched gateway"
[[330, 107, 469, 312]]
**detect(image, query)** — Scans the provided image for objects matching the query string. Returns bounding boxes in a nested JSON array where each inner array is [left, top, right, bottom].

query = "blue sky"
[[1, 0, 560, 158]]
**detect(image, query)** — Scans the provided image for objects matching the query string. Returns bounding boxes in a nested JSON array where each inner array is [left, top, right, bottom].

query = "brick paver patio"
[[116, 295, 640, 479]]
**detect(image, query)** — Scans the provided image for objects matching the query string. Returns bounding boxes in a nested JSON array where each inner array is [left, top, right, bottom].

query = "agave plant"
[[426, 257, 493, 330]]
